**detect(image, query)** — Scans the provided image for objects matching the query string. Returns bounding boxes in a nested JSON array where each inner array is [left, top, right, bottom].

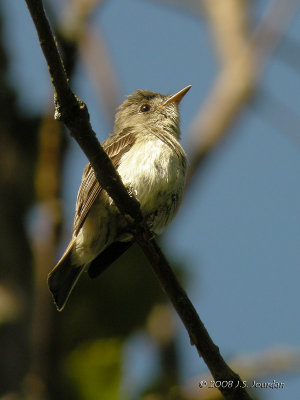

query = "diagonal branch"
[[24, 1, 253, 398]]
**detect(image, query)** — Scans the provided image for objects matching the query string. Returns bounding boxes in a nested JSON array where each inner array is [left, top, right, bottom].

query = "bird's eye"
[[140, 104, 151, 112]]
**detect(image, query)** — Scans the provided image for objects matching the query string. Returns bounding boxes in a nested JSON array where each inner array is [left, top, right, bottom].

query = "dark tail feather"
[[48, 245, 85, 311], [88, 241, 133, 279]]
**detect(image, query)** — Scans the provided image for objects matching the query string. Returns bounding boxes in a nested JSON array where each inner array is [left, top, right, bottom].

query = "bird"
[[48, 85, 191, 311]]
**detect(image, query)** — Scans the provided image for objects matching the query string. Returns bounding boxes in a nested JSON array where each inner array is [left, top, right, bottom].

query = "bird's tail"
[[48, 241, 85, 311]]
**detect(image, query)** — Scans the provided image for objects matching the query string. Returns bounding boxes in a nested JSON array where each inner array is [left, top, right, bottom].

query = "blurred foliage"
[[64, 338, 124, 400]]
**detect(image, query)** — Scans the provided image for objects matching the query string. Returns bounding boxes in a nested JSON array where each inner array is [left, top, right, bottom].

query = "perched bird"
[[48, 85, 191, 311]]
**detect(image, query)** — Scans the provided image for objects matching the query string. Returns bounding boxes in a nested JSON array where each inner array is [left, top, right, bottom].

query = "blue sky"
[[3, 0, 300, 398]]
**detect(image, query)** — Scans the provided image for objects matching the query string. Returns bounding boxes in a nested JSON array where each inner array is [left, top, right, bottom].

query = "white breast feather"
[[117, 137, 184, 214]]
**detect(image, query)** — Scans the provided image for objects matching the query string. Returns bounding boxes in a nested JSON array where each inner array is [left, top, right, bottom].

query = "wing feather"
[[73, 128, 136, 235]]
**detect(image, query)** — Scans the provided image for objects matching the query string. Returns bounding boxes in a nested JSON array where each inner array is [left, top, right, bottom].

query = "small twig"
[[24, 1, 253, 398], [252, 0, 300, 69]]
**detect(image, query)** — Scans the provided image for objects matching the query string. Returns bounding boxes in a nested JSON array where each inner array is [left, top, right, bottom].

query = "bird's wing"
[[73, 128, 136, 235]]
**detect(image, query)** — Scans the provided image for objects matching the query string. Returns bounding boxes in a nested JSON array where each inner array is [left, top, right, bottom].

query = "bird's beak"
[[158, 85, 192, 109]]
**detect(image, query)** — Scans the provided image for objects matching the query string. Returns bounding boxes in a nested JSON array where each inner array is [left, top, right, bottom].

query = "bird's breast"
[[117, 135, 186, 226]]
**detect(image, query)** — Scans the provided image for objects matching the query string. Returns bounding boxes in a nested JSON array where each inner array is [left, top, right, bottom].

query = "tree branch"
[[24, 0, 253, 398], [185, 0, 299, 186], [58, 0, 121, 127], [25, 0, 141, 222]]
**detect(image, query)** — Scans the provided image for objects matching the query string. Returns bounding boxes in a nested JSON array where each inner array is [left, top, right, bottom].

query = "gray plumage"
[[48, 85, 191, 310]]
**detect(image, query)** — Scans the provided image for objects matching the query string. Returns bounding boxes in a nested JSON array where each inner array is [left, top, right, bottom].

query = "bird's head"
[[114, 85, 191, 138]]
